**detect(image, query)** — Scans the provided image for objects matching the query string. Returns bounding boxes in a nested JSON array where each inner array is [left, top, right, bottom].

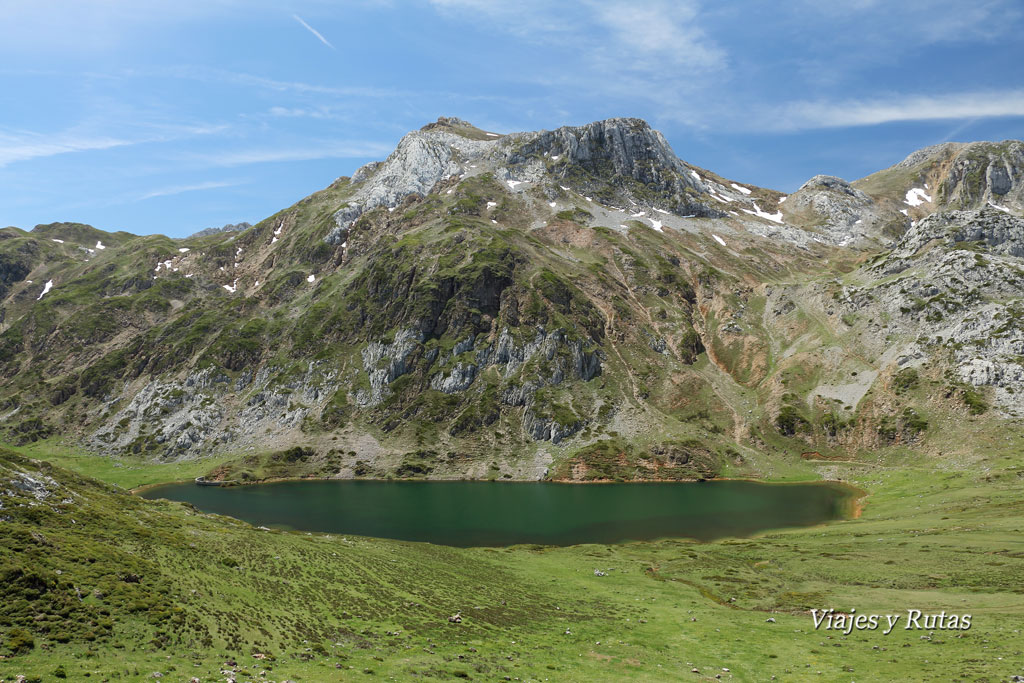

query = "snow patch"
[[712, 234, 727, 246], [741, 202, 784, 224], [649, 219, 663, 232], [506, 180, 522, 189], [690, 170, 701, 180], [51, 239, 64, 244], [551, 155, 560, 161], [491, 219, 498, 224], [178, 247, 190, 253], [223, 279, 238, 293], [654, 208, 671, 215], [988, 201, 1012, 214], [778, 196, 787, 203], [549, 201, 557, 208], [560, 185, 570, 191], [485, 132, 499, 137], [631, 211, 645, 217], [307, 274, 315, 283], [486, 201, 497, 208], [95, 240, 106, 250], [36, 280, 53, 300], [900, 209, 909, 216], [730, 183, 752, 195], [904, 187, 932, 206]]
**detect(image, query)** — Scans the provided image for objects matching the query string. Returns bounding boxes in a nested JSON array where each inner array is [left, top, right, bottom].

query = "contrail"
[[292, 14, 335, 50]]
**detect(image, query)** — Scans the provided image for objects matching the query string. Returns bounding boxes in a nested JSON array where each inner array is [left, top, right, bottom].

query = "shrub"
[[6, 627, 34, 653], [962, 387, 988, 415], [892, 367, 919, 393], [775, 405, 809, 436]]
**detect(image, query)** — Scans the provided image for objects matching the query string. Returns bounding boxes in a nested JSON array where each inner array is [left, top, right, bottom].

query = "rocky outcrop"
[[326, 128, 496, 244], [522, 408, 582, 444], [784, 175, 904, 246], [326, 117, 728, 244], [876, 140, 1024, 214], [891, 207, 1024, 259], [91, 363, 339, 459], [936, 141, 1024, 210], [0, 252, 33, 300], [431, 362, 477, 394], [188, 222, 252, 239], [351, 325, 602, 442], [91, 367, 229, 457], [354, 329, 425, 406]]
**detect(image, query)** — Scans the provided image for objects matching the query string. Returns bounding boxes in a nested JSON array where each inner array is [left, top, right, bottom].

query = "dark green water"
[[140, 479, 858, 547]]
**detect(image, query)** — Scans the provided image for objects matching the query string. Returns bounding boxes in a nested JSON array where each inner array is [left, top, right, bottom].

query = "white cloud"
[[584, 0, 724, 70], [0, 131, 134, 167], [766, 90, 1024, 130], [135, 179, 243, 201], [427, 0, 725, 72], [0, 122, 226, 168], [292, 14, 335, 49], [800, 0, 1020, 45], [196, 141, 395, 166]]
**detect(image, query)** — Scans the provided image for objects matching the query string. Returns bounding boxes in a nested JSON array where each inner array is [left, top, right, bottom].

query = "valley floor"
[[1, 427, 1023, 682]]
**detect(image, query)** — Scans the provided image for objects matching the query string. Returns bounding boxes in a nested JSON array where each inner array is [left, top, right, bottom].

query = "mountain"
[[188, 222, 253, 238], [1, 117, 1023, 483]]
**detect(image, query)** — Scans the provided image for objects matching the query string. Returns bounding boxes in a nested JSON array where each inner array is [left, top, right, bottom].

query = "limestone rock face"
[[326, 117, 724, 244], [932, 141, 1024, 210], [784, 175, 902, 246], [870, 140, 1024, 214], [327, 129, 494, 243], [891, 207, 1024, 259]]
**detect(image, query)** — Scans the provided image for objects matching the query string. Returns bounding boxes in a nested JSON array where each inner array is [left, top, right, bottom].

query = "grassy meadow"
[[1, 420, 1023, 682]]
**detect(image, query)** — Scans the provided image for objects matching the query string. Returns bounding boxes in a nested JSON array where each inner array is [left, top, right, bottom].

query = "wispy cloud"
[[153, 66, 403, 99], [584, 0, 725, 71], [426, 0, 725, 74], [0, 122, 228, 168], [764, 90, 1024, 131], [0, 131, 134, 167], [135, 179, 244, 201], [292, 14, 335, 50], [195, 141, 395, 166]]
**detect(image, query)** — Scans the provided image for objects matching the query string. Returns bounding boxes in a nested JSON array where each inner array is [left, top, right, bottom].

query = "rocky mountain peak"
[[782, 174, 903, 247], [857, 139, 1024, 217], [326, 116, 725, 244]]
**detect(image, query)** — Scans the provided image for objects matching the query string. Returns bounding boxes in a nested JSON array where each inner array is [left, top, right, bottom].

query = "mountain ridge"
[[1, 116, 1023, 484]]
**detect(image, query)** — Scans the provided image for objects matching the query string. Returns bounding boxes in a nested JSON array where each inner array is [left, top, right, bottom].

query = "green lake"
[[139, 479, 859, 547]]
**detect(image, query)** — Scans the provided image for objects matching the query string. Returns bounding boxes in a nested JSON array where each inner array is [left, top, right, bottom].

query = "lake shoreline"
[[136, 476, 865, 547]]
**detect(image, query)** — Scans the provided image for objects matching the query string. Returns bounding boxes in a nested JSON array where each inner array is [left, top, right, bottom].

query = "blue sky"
[[2, 0, 1023, 237]]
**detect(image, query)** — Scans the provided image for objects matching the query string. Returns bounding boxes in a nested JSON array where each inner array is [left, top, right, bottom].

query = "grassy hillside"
[[2, 424, 1024, 681]]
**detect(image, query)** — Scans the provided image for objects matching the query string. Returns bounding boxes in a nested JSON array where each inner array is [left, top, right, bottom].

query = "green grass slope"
[[2, 432, 1024, 681]]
